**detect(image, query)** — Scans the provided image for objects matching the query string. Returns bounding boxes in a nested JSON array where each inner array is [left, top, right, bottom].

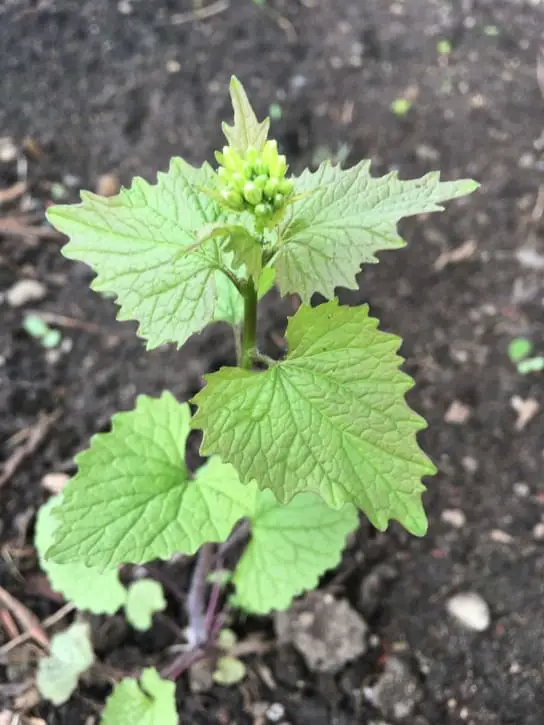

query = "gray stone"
[[275, 592, 367, 673], [366, 657, 422, 720]]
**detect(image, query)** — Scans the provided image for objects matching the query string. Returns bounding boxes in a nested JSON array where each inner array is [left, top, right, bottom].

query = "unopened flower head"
[[215, 140, 295, 225]]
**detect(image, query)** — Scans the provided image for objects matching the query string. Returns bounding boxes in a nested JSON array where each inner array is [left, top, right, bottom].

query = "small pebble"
[[118, 0, 132, 14], [6, 279, 46, 307], [441, 509, 466, 528], [416, 143, 439, 161], [41, 472, 69, 494], [446, 592, 490, 632], [166, 59, 181, 74], [96, 173, 120, 197], [444, 400, 471, 424], [266, 703, 285, 722], [533, 522, 544, 540], [490, 529, 513, 544], [461, 456, 479, 473], [513, 482, 530, 497], [0, 137, 17, 162]]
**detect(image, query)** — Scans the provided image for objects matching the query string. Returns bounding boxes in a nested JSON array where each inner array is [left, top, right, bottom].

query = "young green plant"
[[38, 77, 478, 722]]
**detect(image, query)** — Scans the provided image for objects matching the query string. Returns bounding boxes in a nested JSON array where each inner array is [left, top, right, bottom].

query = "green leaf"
[[222, 76, 270, 153], [36, 496, 127, 614], [233, 492, 357, 614], [23, 314, 49, 338], [47, 393, 256, 569], [125, 579, 167, 631], [508, 337, 532, 363], [257, 265, 276, 298], [198, 223, 263, 280], [273, 162, 479, 302], [391, 98, 412, 116], [217, 628, 237, 650], [517, 356, 544, 374], [213, 656, 246, 686], [192, 300, 434, 536], [37, 622, 94, 705], [46, 159, 242, 350], [102, 667, 177, 725]]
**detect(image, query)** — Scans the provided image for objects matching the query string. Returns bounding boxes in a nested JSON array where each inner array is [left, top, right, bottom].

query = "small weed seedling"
[[508, 336, 544, 375], [38, 78, 478, 722]]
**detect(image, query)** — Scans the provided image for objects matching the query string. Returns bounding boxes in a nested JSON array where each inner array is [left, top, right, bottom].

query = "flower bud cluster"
[[215, 140, 294, 223]]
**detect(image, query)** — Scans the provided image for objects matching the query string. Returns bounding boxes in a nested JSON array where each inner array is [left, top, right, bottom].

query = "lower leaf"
[[232, 491, 358, 614]]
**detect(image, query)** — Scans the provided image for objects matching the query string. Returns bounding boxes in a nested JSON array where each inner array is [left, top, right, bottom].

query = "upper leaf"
[[37, 622, 94, 706], [222, 76, 270, 153], [36, 496, 127, 614], [125, 579, 167, 631], [233, 492, 357, 614], [192, 301, 435, 536], [47, 393, 256, 569], [46, 159, 243, 349], [273, 162, 479, 301], [101, 667, 178, 725]]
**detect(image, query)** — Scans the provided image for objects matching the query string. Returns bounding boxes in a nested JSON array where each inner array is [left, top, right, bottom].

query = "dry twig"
[[172, 0, 229, 25], [0, 586, 48, 650], [0, 411, 60, 489], [0, 181, 27, 205], [0, 602, 75, 658], [0, 217, 61, 240]]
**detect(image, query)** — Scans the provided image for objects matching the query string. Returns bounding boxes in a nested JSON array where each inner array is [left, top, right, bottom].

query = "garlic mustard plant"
[[37, 77, 478, 722]]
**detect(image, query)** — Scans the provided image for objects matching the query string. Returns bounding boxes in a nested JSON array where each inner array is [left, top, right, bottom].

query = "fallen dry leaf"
[[0, 180, 27, 205], [434, 239, 477, 270], [511, 396, 540, 431]]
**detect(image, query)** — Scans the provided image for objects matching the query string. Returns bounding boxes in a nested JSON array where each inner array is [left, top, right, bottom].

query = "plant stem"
[[241, 279, 258, 369], [203, 558, 224, 635], [217, 519, 250, 560], [161, 647, 206, 681], [186, 544, 213, 648]]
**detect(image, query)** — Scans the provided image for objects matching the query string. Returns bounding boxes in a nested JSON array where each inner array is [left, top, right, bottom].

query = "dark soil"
[[1, 1, 544, 724]]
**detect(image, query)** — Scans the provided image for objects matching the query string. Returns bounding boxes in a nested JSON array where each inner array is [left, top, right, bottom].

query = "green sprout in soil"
[[484, 25, 500, 37], [436, 39, 452, 56], [508, 337, 544, 375], [37, 76, 478, 722], [391, 97, 412, 116], [23, 314, 61, 348], [268, 102, 282, 120]]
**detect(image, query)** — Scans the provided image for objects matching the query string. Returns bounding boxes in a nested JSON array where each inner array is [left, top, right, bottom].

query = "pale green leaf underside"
[[274, 162, 479, 301], [213, 656, 246, 685], [233, 491, 358, 614], [37, 622, 94, 706], [102, 667, 178, 725], [192, 300, 435, 536], [125, 579, 167, 631], [222, 76, 270, 153], [46, 159, 242, 349], [36, 496, 127, 614], [47, 393, 255, 569]]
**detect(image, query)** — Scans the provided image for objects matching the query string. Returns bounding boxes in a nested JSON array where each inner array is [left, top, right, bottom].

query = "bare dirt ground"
[[1, 1, 544, 723]]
